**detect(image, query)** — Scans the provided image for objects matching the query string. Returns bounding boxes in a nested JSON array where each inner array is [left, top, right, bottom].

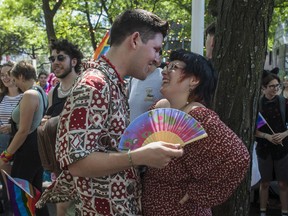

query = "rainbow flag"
[[2, 170, 41, 216], [93, 31, 110, 60], [256, 112, 267, 129]]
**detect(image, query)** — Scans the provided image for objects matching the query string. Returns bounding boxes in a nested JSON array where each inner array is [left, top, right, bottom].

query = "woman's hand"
[[0, 124, 11, 134], [40, 115, 51, 126], [132, 142, 184, 169], [271, 132, 286, 145], [0, 157, 6, 169]]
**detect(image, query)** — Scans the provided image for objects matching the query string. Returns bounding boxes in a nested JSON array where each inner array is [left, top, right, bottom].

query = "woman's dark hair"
[[49, 39, 84, 73], [169, 49, 218, 107], [11, 61, 36, 81], [261, 69, 280, 87]]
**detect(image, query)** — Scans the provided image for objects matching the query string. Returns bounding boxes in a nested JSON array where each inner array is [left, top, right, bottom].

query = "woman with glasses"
[[255, 69, 288, 216], [0, 62, 22, 213], [141, 49, 250, 216]]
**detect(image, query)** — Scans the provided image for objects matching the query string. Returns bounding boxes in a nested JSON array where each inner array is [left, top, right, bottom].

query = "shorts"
[[257, 154, 288, 181]]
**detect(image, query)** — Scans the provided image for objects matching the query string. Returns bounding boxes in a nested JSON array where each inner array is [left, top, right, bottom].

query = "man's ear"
[[71, 58, 77, 67], [129, 32, 142, 49]]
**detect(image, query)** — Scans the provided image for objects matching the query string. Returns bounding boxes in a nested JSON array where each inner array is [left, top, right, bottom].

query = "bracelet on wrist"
[[127, 150, 135, 167], [0, 150, 13, 163]]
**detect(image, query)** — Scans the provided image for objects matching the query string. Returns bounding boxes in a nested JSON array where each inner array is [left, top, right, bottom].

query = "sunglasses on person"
[[48, 54, 67, 63]]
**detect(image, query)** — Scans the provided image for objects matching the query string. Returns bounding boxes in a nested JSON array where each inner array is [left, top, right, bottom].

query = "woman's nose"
[[162, 67, 168, 75]]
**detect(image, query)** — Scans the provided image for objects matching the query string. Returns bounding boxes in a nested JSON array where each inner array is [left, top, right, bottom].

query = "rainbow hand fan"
[[119, 108, 207, 151]]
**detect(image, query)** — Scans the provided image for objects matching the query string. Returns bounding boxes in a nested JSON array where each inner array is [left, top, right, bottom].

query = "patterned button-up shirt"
[[37, 59, 142, 216]]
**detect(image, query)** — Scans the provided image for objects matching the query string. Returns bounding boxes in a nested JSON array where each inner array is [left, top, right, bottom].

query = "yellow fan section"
[[142, 131, 208, 147], [142, 131, 185, 146]]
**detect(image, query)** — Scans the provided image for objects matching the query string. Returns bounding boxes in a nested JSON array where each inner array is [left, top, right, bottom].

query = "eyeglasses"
[[267, 84, 281, 89], [48, 54, 67, 63], [164, 63, 185, 72]]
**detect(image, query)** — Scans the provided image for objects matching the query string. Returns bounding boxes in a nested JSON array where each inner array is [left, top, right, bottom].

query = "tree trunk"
[[84, 1, 97, 50], [42, 0, 63, 43], [210, 0, 275, 215]]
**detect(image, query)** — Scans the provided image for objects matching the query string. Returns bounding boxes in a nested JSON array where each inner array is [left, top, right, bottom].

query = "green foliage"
[[268, 0, 288, 49], [1, 0, 287, 66]]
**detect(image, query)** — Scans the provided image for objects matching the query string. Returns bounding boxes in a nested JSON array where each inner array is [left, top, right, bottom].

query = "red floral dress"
[[142, 107, 250, 216], [37, 59, 142, 215]]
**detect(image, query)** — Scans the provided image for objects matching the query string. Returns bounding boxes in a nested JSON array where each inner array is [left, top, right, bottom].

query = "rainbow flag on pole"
[[93, 31, 110, 60], [256, 112, 267, 129], [1, 170, 41, 216]]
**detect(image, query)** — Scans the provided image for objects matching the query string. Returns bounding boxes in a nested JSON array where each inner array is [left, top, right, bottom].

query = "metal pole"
[[191, 0, 205, 55]]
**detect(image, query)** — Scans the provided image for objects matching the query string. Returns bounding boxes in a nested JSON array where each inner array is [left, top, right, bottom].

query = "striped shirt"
[[0, 94, 22, 125]]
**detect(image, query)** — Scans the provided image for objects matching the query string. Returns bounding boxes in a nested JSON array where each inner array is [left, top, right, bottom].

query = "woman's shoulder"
[[154, 99, 170, 108], [22, 88, 43, 103], [188, 106, 219, 122]]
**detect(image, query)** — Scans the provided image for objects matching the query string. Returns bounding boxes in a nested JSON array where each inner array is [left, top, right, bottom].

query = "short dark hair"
[[110, 9, 169, 46], [49, 39, 84, 73], [11, 61, 37, 81], [169, 49, 218, 107], [262, 70, 280, 87], [38, 71, 48, 79], [205, 22, 216, 37]]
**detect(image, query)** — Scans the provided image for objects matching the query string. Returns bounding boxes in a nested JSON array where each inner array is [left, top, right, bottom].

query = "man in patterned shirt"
[[37, 9, 183, 215]]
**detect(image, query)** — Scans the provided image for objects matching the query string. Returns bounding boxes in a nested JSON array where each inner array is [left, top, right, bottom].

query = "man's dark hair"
[[49, 39, 84, 73], [110, 9, 169, 46], [205, 22, 216, 37]]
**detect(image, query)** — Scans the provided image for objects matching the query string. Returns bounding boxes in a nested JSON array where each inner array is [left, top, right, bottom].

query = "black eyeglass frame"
[[48, 54, 68, 63]]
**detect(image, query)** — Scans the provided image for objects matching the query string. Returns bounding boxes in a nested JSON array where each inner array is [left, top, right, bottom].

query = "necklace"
[[179, 102, 189, 112], [101, 55, 124, 84], [58, 77, 78, 97]]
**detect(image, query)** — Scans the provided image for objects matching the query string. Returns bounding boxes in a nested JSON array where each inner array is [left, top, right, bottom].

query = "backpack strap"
[[32, 86, 48, 117]]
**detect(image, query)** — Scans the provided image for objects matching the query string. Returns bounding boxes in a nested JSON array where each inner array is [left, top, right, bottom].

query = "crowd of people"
[[0, 8, 254, 216]]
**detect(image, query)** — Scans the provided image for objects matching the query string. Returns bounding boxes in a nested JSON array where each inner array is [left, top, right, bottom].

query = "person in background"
[[281, 74, 288, 99], [0, 61, 22, 213], [255, 69, 288, 216], [128, 50, 164, 121], [0, 61, 49, 215], [38, 71, 52, 94], [37, 9, 183, 215], [205, 22, 216, 60], [41, 39, 83, 216], [141, 49, 250, 216]]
